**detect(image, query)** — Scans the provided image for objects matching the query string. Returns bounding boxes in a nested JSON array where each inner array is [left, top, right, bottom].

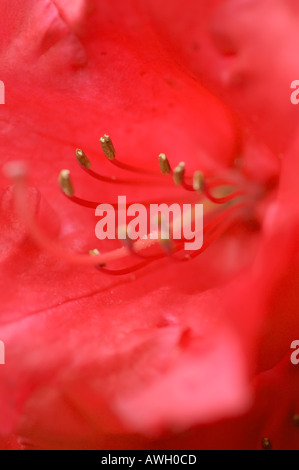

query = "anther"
[[193, 171, 205, 192], [159, 237, 174, 254], [293, 415, 299, 428], [173, 162, 185, 186], [100, 135, 116, 160], [89, 249, 100, 257], [159, 153, 171, 175], [90, 249, 106, 267], [58, 170, 74, 197], [12, 130, 250, 277], [261, 438, 272, 450], [76, 149, 91, 169]]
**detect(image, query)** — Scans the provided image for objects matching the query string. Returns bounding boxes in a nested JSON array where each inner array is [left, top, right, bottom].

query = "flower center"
[[6, 135, 270, 276]]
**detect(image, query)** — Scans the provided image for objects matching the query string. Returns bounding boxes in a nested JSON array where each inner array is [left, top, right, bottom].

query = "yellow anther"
[[100, 135, 116, 160], [158, 153, 171, 175], [173, 162, 185, 186], [76, 149, 91, 169], [193, 171, 205, 192], [58, 170, 74, 197]]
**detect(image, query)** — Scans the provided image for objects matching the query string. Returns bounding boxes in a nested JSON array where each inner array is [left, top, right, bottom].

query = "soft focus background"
[[0, 0, 299, 450]]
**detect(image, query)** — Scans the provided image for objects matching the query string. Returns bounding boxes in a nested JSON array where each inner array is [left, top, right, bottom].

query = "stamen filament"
[[204, 187, 245, 204], [77, 149, 171, 186], [98, 203, 245, 274], [63, 192, 192, 210], [100, 135, 165, 178], [110, 202, 247, 272], [7, 171, 165, 267], [110, 158, 164, 178], [6, 130, 253, 278], [80, 166, 172, 187]]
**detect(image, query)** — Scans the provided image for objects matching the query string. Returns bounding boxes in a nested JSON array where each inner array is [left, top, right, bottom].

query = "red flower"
[[0, 0, 298, 450]]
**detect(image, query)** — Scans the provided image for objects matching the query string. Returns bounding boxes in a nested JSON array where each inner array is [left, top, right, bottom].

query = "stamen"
[[76, 149, 91, 169], [193, 171, 205, 192], [118, 222, 175, 261], [58, 170, 74, 197], [171, 162, 197, 192], [171, 161, 246, 204], [159, 153, 171, 175], [96, 256, 163, 276], [173, 162, 185, 186], [207, 177, 239, 189], [89, 249, 100, 257], [6, 165, 156, 267], [261, 438, 272, 451], [186, 204, 244, 261], [62, 190, 186, 211], [125, 202, 245, 268], [204, 186, 245, 205], [90, 249, 106, 267], [164, 155, 246, 204], [100, 134, 166, 178], [7, 166, 174, 269], [77, 149, 169, 187], [59, 167, 182, 209], [100, 135, 116, 161], [6, 130, 254, 278], [58, 173, 108, 209], [67, 195, 105, 209], [159, 237, 174, 254]]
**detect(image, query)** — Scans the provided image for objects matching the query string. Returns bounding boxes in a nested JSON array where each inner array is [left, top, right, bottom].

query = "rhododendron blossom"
[[0, 0, 299, 451]]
